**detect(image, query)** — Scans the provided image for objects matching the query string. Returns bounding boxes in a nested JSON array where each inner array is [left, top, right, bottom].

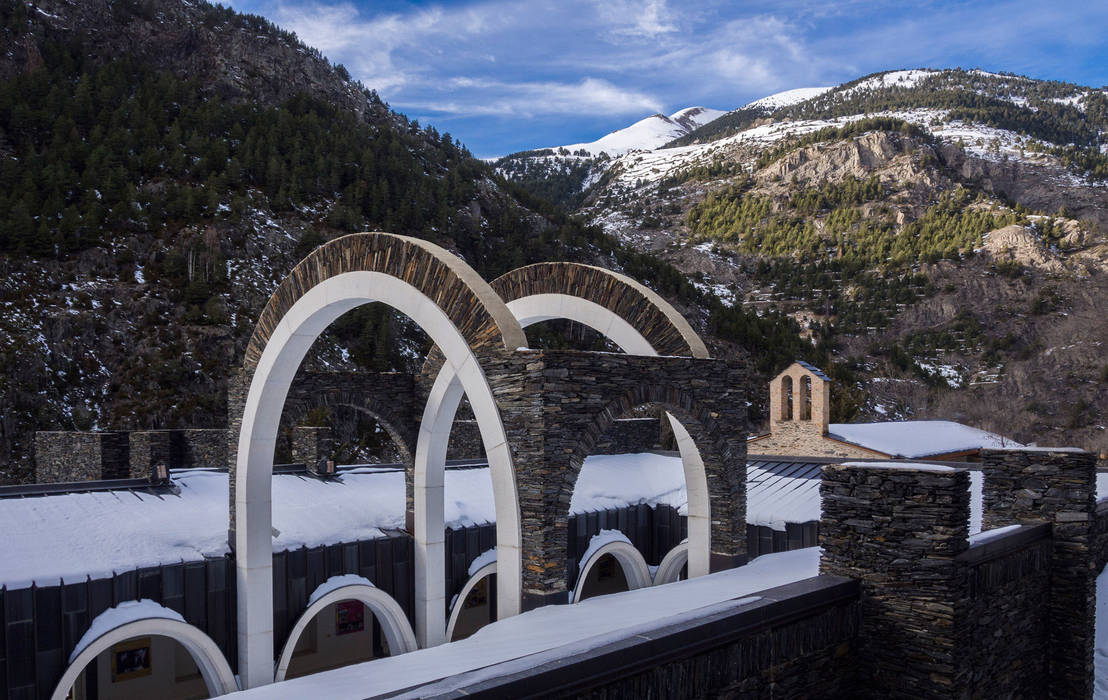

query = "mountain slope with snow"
[[557, 107, 726, 156]]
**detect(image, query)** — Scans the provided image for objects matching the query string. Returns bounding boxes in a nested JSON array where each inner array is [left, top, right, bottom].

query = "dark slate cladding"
[[402, 577, 861, 699]]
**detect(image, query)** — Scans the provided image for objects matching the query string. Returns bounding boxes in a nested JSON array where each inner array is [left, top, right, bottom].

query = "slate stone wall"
[[820, 462, 971, 698], [959, 529, 1052, 695], [290, 426, 333, 469], [591, 417, 662, 455], [480, 348, 748, 607], [821, 456, 1094, 699], [981, 448, 1097, 700], [445, 420, 483, 459], [33, 431, 130, 482], [128, 430, 172, 478]]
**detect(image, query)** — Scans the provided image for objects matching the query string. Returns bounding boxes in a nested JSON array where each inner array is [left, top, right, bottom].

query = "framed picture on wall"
[[335, 601, 364, 635], [112, 637, 152, 681]]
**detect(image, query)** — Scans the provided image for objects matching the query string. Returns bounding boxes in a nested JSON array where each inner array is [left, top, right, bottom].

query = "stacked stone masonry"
[[33, 431, 129, 482], [478, 347, 749, 607], [821, 449, 1097, 699]]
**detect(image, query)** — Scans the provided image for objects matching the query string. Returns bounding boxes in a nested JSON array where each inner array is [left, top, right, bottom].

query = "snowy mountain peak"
[[669, 106, 728, 132], [553, 107, 725, 157]]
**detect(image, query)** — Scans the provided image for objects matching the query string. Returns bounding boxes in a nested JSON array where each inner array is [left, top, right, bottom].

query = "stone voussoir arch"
[[489, 262, 710, 359], [555, 381, 746, 583], [233, 232, 527, 688]]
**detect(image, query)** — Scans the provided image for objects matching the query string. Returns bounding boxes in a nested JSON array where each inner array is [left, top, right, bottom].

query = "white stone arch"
[[51, 602, 237, 700], [237, 267, 523, 686], [445, 560, 498, 642], [571, 539, 653, 603], [274, 578, 417, 682], [653, 541, 689, 585], [420, 271, 715, 628]]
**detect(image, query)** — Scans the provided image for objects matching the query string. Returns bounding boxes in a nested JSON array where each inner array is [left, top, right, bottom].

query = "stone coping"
[[955, 523, 1052, 565], [834, 461, 963, 472], [386, 575, 859, 699]]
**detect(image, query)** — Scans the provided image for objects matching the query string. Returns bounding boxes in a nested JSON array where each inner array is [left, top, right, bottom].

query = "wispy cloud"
[[229, 0, 1108, 156]]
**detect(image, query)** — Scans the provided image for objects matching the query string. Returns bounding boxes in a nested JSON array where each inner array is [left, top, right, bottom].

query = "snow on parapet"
[[742, 86, 834, 111]]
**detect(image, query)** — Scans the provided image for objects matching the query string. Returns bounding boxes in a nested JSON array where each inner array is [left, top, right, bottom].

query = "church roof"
[[794, 360, 830, 381]]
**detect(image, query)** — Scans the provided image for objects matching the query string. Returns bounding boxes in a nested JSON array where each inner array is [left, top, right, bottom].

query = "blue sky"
[[226, 0, 1108, 158]]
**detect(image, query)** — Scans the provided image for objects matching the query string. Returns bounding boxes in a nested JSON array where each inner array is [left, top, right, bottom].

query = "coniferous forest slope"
[[498, 71, 1108, 462], [0, 0, 815, 482]]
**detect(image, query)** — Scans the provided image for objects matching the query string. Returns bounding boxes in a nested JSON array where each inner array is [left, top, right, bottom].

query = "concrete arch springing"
[[234, 232, 526, 688], [274, 577, 418, 682], [445, 560, 498, 642], [51, 601, 238, 700], [653, 541, 689, 585], [571, 537, 653, 603]]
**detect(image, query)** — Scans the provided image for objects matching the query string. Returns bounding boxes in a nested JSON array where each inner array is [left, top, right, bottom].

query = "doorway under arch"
[[274, 577, 417, 682], [51, 601, 237, 700]]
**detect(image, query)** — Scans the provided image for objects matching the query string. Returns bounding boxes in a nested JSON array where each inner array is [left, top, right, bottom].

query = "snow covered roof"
[[827, 420, 1022, 458]]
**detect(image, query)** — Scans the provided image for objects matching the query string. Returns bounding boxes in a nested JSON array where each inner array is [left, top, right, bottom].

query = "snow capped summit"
[[554, 106, 725, 157], [669, 106, 727, 132], [742, 86, 835, 111]]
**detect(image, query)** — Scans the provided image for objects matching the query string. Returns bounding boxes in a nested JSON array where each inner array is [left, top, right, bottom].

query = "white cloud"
[[401, 77, 662, 118]]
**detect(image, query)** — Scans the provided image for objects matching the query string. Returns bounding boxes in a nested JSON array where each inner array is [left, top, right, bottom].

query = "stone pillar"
[[128, 430, 172, 479], [291, 426, 332, 469], [982, 448, 1096, 700], [820, 462, 970, 698], [226, 371, 250, 543]]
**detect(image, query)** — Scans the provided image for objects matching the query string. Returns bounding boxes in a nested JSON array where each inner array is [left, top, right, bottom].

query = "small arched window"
[[781, 376, 794, 421], [801, 376, 813, 421]]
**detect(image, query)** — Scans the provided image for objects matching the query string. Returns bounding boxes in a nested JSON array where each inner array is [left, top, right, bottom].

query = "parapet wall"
[[34, 429, 229, 483], [821, 449, 1096, 699], [34, 431, 130, 482], [397, 576, 860, 699]]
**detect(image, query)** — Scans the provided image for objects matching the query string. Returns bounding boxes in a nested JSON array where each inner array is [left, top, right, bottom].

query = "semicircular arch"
[[571, 540, 652, 603], [51, 607, 237, 700], [245, 232, 527, 371], [274, 581, 418, 682], [653, 541, 689, 585], [490, 262, 708, 358], [234, 232, 525, 687]]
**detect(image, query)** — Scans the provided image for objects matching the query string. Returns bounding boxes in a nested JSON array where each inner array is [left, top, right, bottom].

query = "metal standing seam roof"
[[794, 360, 831, 381]]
